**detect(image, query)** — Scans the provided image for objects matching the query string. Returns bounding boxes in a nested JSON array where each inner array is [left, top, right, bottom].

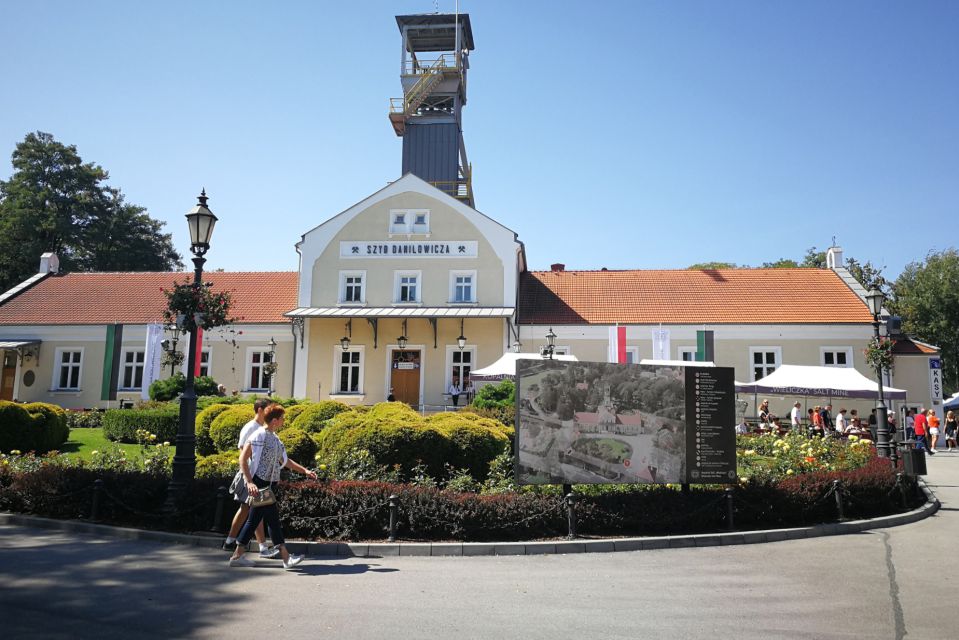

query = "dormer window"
[[389, 209, 430, 235]]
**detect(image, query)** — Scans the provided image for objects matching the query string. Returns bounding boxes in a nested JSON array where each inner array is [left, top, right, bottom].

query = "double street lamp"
[[865, 288, 892, 461], [166, 190, 218, 508]]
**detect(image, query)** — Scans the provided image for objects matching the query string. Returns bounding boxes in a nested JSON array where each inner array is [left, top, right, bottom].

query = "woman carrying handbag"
[[228, 404, 317, 569]]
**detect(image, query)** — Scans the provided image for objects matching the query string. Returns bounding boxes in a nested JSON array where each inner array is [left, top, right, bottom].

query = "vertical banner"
[[652, 327, 670, 361], [695, 330, 714, 362], [930, 358, 943, 408], [194, 327, 204, 377], [608, 325, 627, 363], [100, 324, 123, 401], [142, 323, 164, 400]]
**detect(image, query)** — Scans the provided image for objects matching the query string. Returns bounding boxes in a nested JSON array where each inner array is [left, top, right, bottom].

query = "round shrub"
[[0, 401, 57, 453], [279, 427, 317, 466], [194, 404, 233, 456], [282, 403, 309, 427], [425, 412, 510, 478], [102, 407, 179, 444], [22, 403, 69, 453], [195, 450, 239, 479], [209, 406, 254, 453], [291, 400, 350, 434], [149, 374, 220, 401]]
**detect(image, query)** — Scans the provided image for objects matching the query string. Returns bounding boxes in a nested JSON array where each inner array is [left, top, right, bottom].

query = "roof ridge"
[[527, 267, 830, 274]]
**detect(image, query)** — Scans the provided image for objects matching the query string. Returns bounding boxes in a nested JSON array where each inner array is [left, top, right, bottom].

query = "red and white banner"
[[194, 328, 204, 377], [608, 325, 627, 363]]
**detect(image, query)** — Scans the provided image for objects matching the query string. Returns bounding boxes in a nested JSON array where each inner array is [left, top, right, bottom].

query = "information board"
[[515, 359, 737, 485]]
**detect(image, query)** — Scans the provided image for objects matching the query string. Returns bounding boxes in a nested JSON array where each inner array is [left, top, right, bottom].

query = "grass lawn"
[[59, 428, 141, 462]]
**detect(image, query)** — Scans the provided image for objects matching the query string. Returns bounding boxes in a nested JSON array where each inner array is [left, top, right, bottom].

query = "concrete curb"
[[0, 479, 940, 557]]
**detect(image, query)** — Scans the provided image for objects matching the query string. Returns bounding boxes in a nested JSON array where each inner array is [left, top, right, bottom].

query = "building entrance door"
[[390, 350, 421, 407], [1, 352, 17, 401]]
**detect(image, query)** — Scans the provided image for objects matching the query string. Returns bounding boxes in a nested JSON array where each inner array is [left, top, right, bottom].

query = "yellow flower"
[[739, 477, 749, 483], [848, 435, 859, 442], [744, 449, 756, 456], [786, 469, 795, 475], [91, 450, 98, 455], [163, 441, 170, 446], [861, 439, 873, 445], [319, 464, 327, 471]]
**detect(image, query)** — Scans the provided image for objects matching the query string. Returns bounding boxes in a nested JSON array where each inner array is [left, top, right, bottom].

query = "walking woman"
[[945, 410, 958, 452], [229, 404, 317, 569], [928, 409, 941, 453]]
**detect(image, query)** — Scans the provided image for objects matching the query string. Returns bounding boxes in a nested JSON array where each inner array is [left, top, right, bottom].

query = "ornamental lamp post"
[[865, 287, 891, 461], [267, 337, 277, 397], [457, 319, 467, 351], [541, 327, 557, 360], [166, 189, 218, 509]]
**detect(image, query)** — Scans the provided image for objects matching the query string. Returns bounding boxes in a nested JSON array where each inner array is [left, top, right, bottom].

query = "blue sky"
[[1, 1, 956, 279]]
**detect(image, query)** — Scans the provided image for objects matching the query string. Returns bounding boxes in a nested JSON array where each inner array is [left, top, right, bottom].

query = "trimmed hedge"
[[196, 450, 240, 479], [149, 374, 220, 401], [102, 407, 179, 443], [0, 401, 69, 454], [291, 400, 350, 434], [209, 406, 254, 452], [194, 404, 233, 456], [279, 427, 317, 466]]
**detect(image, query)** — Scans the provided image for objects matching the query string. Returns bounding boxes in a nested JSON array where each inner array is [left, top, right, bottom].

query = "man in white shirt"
[[790, 402, 802, 431], [223, 398, 278, 556]]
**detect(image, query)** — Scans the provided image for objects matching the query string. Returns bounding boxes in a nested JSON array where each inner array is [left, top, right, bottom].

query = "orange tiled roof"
[[892, 337, 939, 355], [0, 272, 298, 325], [518, 268, 873, 325]]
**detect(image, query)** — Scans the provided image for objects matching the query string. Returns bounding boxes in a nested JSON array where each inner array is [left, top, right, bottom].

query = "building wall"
[[891, 354, 938, 414], [1, 323, 293, 409]]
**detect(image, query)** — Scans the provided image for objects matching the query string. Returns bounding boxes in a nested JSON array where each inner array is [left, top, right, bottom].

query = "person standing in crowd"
[[811, 406, 823, 436], [736, 417, 750, 435], [223, 397, 278, 556], [914, 407, 930, 453], [758, 400, 771, 424], [820, 404, 834, 434], [448, 377, 462, 407], [905, 408, 916, 440], [229, 404, 317, 569], [835, 408, 848, 434], [462, 378, 475, 405], [927, 409, 941, 453], [790, 402, 802, 431], [944, 410, 957, 451]]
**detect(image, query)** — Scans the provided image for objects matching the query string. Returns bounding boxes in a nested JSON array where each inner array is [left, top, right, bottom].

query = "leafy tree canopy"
[[888, 248, 959, 394], [0, 132, 182, 290], [686, 262, 738, 270]]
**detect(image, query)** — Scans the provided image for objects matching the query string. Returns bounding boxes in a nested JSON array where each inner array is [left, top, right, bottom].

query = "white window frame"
[[677, 346, 698, 362], [338, 270, 366, 305], [449, 270, 477, 303], [52, 347, 84, 391], [820, 347, 854, 368], [446, 345, 476, 390], [334, 346, 365, 395], [119, 348, 145, 390], [394, 270, 422, 304], [749, 346, 782, 381], [245, 348, 272, 392], [625, 347, 640, 364], [389, 208, 430, 235]]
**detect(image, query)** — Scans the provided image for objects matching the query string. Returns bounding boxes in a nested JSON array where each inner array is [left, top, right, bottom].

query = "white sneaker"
[[259, 546, 281, 559], [229, 555, 256, 568], [282, 554, 303, 570]]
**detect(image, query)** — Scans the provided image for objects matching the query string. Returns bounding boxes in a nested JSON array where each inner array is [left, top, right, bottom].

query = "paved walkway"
[[1, 454, 957, 639]]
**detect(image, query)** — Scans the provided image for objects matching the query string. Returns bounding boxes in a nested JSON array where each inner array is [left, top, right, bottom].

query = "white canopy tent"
[[470, 352, 579, 381], [735, 364, 907, 401], [944, 392, 959, 411]]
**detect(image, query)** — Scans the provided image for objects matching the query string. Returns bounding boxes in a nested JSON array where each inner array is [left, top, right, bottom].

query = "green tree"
[[888, 249, 959, 393], [844, 257, 888, 292], [687, 262, 738, 269], [800, 246, 827, 268], [761, 258, 801, 268], [0, 132, 182, 290]]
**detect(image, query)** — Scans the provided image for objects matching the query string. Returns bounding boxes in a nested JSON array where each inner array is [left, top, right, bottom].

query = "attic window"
[[389, 209, 430, 235]]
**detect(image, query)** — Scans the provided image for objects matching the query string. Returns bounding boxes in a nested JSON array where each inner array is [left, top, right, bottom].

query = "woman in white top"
[[228, 405, 317, 570]]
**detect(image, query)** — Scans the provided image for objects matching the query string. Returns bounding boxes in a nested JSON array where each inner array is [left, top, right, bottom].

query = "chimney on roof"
[[826, 245, 843, 270], [550, 263, 565, 272], [39, 252, 59, 275]]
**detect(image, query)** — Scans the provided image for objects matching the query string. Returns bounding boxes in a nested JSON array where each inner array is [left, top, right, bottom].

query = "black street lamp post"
[[541, 327, 557, 360], [166, 190, 218, 508], [866, 288, 891, 460]]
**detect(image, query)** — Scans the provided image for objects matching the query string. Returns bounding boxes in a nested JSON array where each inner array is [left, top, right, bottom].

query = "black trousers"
[[237, 475, 284, 547]]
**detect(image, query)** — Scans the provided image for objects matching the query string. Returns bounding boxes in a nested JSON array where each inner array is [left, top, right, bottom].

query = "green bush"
[[102, 407, 179, 444], [209, 406, 254, 453], [279, 427, 317, 467], [195, 450, 240, 479], [472, 379, 515, 409], [282, 403, 309, 427], [291, 400, 350, 434], [65, 410, 104, 429], [194, 404, 233, 456], [425, 412, 510, 479], [148, 374, 220, 401], [22, 403, 69, 453], [0, 401, 69, 454]]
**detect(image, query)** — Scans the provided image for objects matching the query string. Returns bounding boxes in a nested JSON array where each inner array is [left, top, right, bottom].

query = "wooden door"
[[0, 352, 16, 401], [391, 350, 421, 407]]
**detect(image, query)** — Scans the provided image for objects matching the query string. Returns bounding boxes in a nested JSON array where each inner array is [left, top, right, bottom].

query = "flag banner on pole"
[[100, 324, 123, 401], [608, 325, 627, 363], [142, 323, 164, 400], [652, 327, 670, 360], [695, 330, 714, 362], [194, 328, 204, 377]]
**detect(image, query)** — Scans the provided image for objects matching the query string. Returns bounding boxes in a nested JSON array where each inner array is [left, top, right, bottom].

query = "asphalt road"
[[1, 454, 957, 640]]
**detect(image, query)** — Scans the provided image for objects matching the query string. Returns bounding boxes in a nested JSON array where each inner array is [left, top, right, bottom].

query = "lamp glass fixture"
[[457, 319, 467, 350], [340, 320, 352, 351], [185, 189, 218, 253], [546, 327, 557, 348], [866, 288, 885, 317], [397, 319, 408, 349]]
